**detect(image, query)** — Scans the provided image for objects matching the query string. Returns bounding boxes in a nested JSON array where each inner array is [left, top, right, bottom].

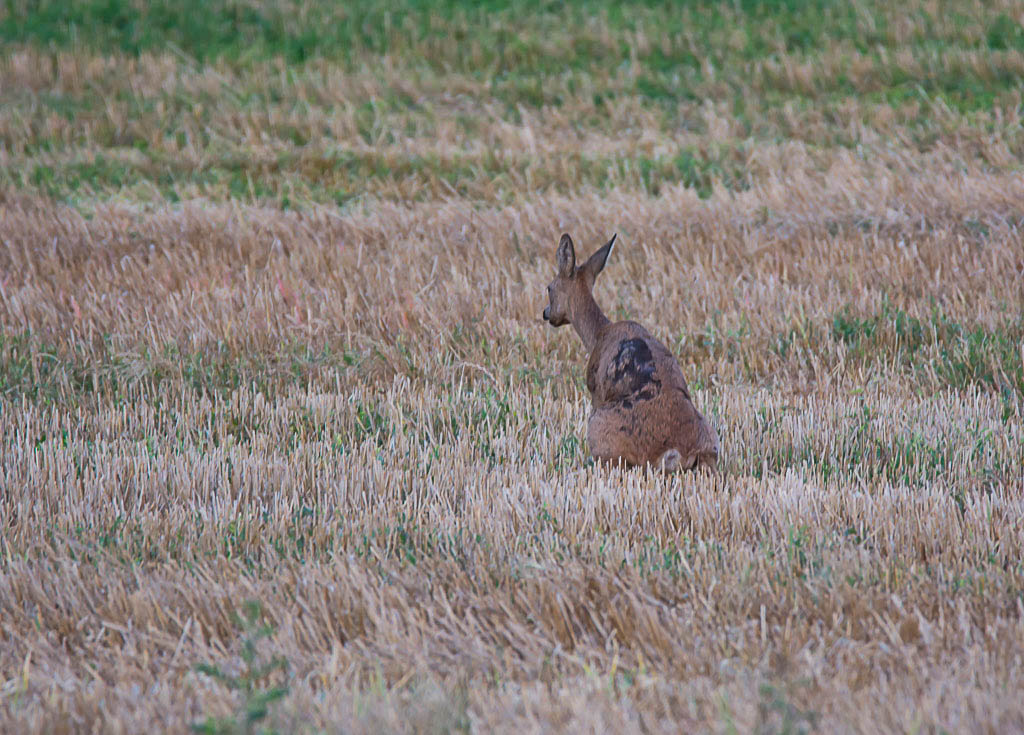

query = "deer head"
[[542, 233, 616, 328]]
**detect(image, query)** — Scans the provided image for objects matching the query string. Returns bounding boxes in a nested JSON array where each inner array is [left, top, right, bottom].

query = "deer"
[[542, 233, 719, 472]]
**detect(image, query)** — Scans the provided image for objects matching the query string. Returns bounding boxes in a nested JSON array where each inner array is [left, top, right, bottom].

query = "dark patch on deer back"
[[607, 337, 660, 400]]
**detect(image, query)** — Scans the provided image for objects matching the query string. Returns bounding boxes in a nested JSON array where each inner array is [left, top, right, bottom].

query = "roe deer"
[[542, 233, 719, 471]]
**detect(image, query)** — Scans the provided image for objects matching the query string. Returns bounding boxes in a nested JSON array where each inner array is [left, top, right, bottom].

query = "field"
[[1, 1, 1024, 732]]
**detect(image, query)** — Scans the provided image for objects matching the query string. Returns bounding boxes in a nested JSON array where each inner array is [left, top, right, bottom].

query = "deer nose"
[[543, 306, 550, 321]]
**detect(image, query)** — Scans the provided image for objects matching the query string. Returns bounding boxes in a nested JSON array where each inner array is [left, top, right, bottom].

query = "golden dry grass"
[[2, 2, 1024, 732]]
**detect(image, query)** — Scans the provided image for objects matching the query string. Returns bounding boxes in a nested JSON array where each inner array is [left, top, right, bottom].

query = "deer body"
[[543, 234, 719, 471]]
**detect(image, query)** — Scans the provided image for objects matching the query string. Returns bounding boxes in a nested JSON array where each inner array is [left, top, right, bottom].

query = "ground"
[[1, 1, 1023, 732]]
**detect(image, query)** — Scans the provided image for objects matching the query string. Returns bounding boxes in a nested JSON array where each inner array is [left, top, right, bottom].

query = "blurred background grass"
[[2, 0, 1022, 209]]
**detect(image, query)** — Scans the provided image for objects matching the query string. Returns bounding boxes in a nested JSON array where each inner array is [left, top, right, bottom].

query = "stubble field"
[[2, 1, 1024, 732]]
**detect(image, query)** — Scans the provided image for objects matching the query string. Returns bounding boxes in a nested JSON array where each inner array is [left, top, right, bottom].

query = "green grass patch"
[[4, 0, 1021, 114], [0, 0, 884, 65], [831, 303, 1024, 398], [0, 331, 353, 404], [4, 146, 751, 205]]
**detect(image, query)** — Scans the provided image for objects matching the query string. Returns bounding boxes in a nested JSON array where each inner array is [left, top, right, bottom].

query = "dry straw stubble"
[[2, 162, 1023, 732]]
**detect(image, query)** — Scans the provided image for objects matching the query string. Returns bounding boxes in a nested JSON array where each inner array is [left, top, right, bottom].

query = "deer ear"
[[582, 234, 616, 281], [556, 233, 576, 277]]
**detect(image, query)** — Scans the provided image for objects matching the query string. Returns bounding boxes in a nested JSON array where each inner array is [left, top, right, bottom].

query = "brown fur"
[[543, 233, 719, 471]]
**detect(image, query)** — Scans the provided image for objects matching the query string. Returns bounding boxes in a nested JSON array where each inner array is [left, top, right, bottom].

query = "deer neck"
[[571, 284, 610, 352]]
